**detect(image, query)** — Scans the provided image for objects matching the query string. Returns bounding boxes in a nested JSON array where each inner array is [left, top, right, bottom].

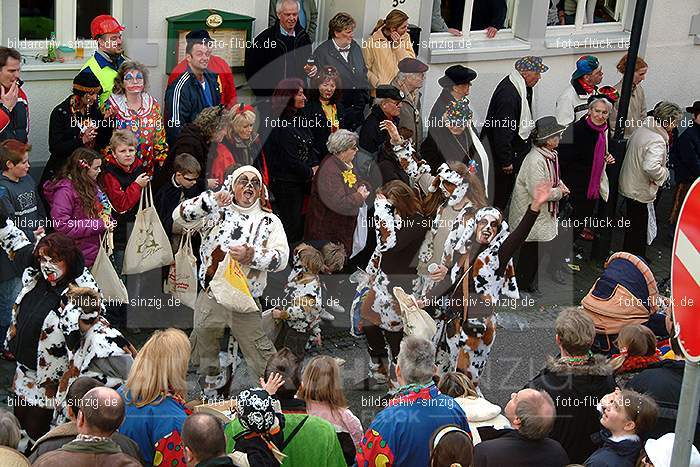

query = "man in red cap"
[[81, 14, 126, 106]]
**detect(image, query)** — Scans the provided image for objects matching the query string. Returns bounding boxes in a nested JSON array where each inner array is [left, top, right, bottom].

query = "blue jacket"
[[117, 387, 188, 465], [164, 66, 221, 145], [584, 431, 642, 467], [672, 122, 700, 184]]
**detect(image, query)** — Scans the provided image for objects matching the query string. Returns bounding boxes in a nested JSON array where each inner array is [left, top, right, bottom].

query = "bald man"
[[33, 387, 141, 466], [474, 389, 569, 467]]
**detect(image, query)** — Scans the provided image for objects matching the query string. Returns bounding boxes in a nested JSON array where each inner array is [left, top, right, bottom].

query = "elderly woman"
[[104, 61, 168, 175], [174, 165, 289, 392], [118, 329, 191, 466], [362, 9, 415, 90], [210, 104, 269, 186], [42, 71, 110, 186], [0, 213, 103, 441], [620, 102, 682, 259], [304, 66, 346, 162], [267, 78, 318, 244], [305, 129, 370, 257], [610, 54, 648, 137], [361, 180, 429, 384], [559, 93, 618, 242], [509, 116, 569, 294]]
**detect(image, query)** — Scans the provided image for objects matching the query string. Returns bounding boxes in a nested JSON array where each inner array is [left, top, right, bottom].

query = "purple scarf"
[[585, 117, 608, 200]]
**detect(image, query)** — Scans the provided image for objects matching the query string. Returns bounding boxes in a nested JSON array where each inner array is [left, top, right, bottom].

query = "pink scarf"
[[585, 116, 608, 200]]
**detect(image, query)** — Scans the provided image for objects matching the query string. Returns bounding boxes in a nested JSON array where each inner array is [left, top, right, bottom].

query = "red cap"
[[90, 15, 125, 39]]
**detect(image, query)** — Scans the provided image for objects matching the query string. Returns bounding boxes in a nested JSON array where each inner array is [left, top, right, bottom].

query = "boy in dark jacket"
[[101, 129, 150, 274], [585, 389, 658, 467], [154, 153, 201, 242], [528, 308, 616, 463], [0, 139, 45, 355]]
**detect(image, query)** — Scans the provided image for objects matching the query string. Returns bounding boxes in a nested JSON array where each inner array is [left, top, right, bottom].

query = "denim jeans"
[[0, 276, 22, 345]]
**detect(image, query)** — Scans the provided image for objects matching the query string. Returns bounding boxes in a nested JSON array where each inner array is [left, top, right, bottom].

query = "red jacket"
[[101, 159, 144, 214], [168, 55, 236, 108]]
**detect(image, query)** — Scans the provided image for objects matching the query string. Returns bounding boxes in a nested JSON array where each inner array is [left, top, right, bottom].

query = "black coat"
[[528, 355, 616, 463], [377, 147, 410, 187], [473, 428, 569, 467], [428, 87, 457, 124], [153, 123, 212, 193], [245, 21, 312, 97], [481, 75, 532, 168], [266, 112, 318, 184], [628, 359, 700, 446], [302, 98, 346, 162], [154, 174, 200, 238], [673, 121, 700, 184], [313, 39, 370, 131], [421, 125, 478, 173], [359, 105, 399, 156], [558, 116, 612, 202], [43, 96, 110, 184], [585, 430, 642, 467]]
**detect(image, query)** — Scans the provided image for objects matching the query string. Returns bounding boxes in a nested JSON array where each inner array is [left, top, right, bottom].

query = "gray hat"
[[375, 85, 404, 102], [533, 116, 566, 141]]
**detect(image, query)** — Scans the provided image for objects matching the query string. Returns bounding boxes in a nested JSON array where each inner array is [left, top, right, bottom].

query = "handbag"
[[261, 308, 282, 342], [393, 286, 437, 341], [165, 229, 198, 309], [209, 253, 259, 313], [123, 182, 174, 274], [90, 233, 128, 304]]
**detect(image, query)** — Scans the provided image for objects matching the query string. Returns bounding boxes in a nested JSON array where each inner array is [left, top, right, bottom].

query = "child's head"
[[109, 129, 138, 169], [429, 425, 473, 467], [600, 389, 658, 437], [173, 153, 201, 189], [320, 242, 346, 273], [264, 348, 301, 399], [59, 148, 103, 217], [616, 324, 656, 356], [292, 243, 325, 275], [297, 356, 347, 409], [235, 388, 277, 434], [0, 139, 31, 179], [67, 285, 102, 329], [437, 372, 477, 398]]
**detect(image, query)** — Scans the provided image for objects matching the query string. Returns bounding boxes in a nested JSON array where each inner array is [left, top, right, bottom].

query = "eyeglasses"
[[182, 175, 198, 182], [235, 176, 261, 189], [124, 72, 144, 82]]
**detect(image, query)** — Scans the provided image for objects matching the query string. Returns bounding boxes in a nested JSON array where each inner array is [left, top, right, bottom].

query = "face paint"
[[40, 256, 64, 282], [475, 214, 499, 245]]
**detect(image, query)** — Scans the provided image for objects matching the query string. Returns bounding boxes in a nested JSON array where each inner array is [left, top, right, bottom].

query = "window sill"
[[428, 36, 531, 63], [544, 30, 631, 51], [20, 58, 86, 81]]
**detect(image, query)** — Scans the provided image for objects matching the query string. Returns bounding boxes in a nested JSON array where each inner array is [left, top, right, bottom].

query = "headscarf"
[[224, 165, 272, 212]]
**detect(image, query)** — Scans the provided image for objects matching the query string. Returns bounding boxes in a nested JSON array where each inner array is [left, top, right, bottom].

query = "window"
[[434, 0, 517, 37], [76, 0, 112, 40], [547, 0, 628, 29], [20, 0, 55, 40]]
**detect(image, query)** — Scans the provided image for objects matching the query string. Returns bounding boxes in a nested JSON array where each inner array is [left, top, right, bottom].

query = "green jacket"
[[225, 413, 346, 467]]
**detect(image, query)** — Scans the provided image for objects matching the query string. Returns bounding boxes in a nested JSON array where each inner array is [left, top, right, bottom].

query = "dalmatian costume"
[[433, 206, 528, 385], [281, 250, 324, 350], [0, 219, 103, 410]]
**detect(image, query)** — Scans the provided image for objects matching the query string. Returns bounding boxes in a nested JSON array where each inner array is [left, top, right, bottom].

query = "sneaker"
[[320, 310, 335, 321], [368, 362, 388, 384]]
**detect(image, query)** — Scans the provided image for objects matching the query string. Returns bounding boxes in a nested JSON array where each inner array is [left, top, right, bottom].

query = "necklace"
[[451, 130, 470, 159]]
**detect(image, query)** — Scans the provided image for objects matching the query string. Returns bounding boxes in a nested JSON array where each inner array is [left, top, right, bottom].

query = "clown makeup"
[[123, 70, 144, 94], [39, 255, 66, 283], [233, 171, 261, 208], [475, 209, 501, 245]]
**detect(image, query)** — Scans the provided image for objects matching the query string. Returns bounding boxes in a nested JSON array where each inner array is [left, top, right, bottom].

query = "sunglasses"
[[124, 72, 144, 82], [182, 175, 198, 182]]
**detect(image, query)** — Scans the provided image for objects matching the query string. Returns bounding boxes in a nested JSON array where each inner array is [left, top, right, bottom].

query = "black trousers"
[[274, 321, 308, 360], [516, 238, 563, 290], [272, 181, 306, 244], [494, 167, 516, 212], [362, 322, 402, 361], [623, 197, 649, 258]]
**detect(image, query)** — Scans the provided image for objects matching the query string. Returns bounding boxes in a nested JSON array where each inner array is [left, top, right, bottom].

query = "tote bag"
[[209, 253, 259, 313], [123, 182, 173, 274], [165, 230, 198, 309], [90, 233, 128, 304], [393, 286, 437, 341]]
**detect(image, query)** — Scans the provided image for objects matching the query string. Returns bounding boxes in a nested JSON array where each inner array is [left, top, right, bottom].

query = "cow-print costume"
[[0, 220, 105, 409], [173, 168, 289, 298], [282, 249, 324, 350], [233, 388, 286, 466]]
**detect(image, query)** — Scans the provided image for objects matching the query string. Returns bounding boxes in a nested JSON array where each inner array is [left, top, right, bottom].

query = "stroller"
[[580, 252, 669, 356]]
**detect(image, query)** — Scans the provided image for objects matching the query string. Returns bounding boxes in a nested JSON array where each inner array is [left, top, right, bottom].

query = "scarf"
[[535, 147, 560, 217], [578, 77, 596, 95], [613, 351, 661, 374], [585, 116, 608, 200], [508, 67, 534, 140]]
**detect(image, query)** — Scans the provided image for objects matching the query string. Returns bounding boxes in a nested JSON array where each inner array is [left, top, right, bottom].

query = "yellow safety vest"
[[81, 54, 118, 106]]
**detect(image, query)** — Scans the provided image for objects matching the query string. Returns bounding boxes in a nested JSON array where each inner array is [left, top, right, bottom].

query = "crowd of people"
[[0, 1, 699, 466]]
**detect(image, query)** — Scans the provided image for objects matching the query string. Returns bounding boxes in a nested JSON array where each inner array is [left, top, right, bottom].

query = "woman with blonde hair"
[[118, 328, 191, 466], [362, 9, 416, 90], [298, 356, 363, 448], [210, 104, 269, 186]]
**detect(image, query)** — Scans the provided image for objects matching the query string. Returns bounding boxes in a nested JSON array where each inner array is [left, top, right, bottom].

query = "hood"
[[600, 432, 643, 457], [545, 354, 614, 376], [33, 421, 77, 447], [43, 178, 74, 202]]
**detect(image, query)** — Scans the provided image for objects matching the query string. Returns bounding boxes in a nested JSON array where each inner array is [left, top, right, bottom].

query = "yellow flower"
[[342, 169, 357, 188]]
